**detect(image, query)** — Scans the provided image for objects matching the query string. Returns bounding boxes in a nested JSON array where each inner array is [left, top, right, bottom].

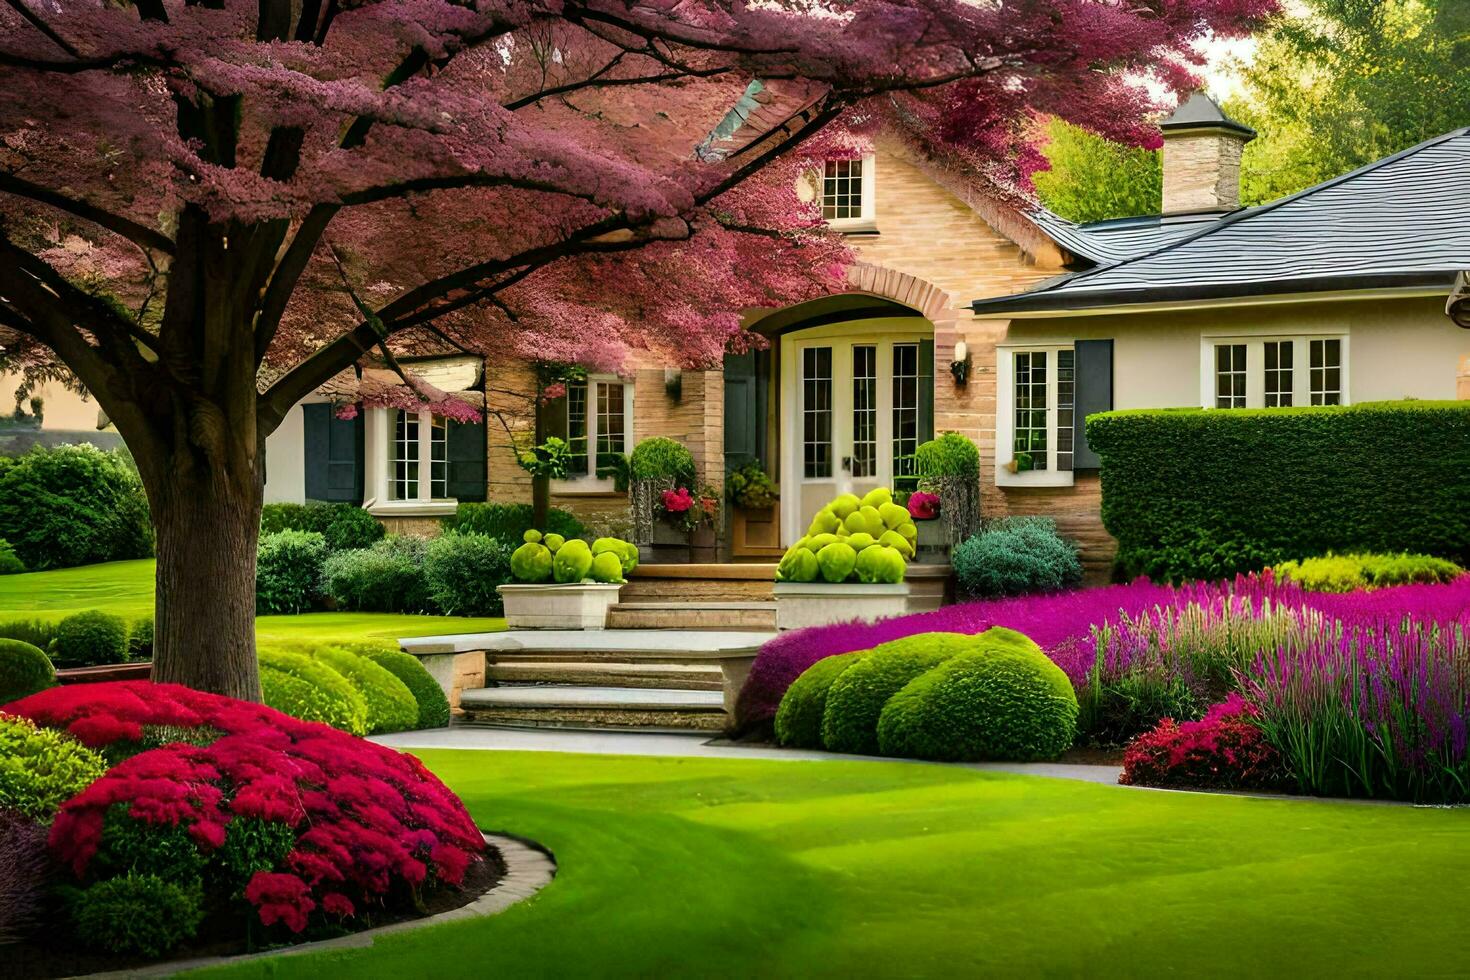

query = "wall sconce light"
[[950, 340, 970, 386], [664, 367, 683, 400]]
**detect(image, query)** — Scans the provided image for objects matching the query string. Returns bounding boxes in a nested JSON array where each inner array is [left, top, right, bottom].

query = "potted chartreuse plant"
[[629, 437, 704, 562], [772, 488, 917, 630], [499, 531, 639, 629], [914, 432, 981, 560]]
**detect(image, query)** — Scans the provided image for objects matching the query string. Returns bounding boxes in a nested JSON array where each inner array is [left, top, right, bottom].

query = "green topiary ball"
[[359, 646, 451, 730], [510, 541, 554, 583], [876, 627, 1078, 762], [815, 541, 858, 583], [820, 632, 975, 756], [552, 538, 593, 583], [258, 648, 369, 735], [629, 436, 697, 487], [0, 638, 55, 705], [0, 715, 108, 821], [312, 646, 418, 735], [589, 551, 625, 584], [70, 873, 204, 957], [51, 610, 130, 667], [774, 651, 866, 749]]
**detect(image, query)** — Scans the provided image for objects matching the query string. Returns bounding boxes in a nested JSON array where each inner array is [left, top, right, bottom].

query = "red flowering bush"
[[661, 487, 693, 514], [907, 491, 941, 521], [1120, 694, 1289, 791], [7, 681, 484, 943]]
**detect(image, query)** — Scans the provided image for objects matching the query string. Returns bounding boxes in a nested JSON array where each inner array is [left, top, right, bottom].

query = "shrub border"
[[86, 832, 556, 978]]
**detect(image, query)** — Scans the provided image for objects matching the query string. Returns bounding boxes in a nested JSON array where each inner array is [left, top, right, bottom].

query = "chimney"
[[1159, 92, 1255, 215]]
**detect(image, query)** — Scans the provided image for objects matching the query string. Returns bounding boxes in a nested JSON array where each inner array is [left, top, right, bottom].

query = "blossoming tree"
[[0, 0, 1270, 699]]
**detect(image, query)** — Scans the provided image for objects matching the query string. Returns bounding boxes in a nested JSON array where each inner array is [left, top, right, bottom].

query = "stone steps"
[[607, 600, 777, 631], [621, 563, 776, 603], [458, 684, 727, 732], [485, 659, 723, 690]]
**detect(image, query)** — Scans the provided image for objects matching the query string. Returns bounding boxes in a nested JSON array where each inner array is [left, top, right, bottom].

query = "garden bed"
[[9, 842, 511, 979]]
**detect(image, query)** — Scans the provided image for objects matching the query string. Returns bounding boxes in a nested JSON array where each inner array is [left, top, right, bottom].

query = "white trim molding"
[[363, 407, 458, 517]]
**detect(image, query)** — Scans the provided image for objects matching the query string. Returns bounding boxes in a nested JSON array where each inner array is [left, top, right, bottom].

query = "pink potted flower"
[[907, 491, 941, 521]]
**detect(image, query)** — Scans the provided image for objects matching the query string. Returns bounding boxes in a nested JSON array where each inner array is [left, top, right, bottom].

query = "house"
[[249, 93, 1469, 571]]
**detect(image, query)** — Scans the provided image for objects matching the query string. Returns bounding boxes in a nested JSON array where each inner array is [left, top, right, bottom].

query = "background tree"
[[1033, 119, 1162, 223], [0, 0, 1270, 699], [1227, 0, 1470, 204]]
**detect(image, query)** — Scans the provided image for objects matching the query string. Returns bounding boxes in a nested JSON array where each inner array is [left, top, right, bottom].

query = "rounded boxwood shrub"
[[820, 632, 974, 756], [0, 715, 108, 821], [877, 627, 1079, 762], [774, 651, 866, 749], [256, 529, 328, 614], [629, 436, 696, 487], [358, 646, 451, 730], [312, 646, 418, 735], [425, 531, 513, 615], [952, 517, 1083, 599], [52, 610, 130, 667], [440, 502, 586, 544], [127, 617, 154, 661], [915, 431, 980, 479], [70, 873, 204, 957], [323, 505, 386, 551], [319, 536, 430, 613], [258, 648, 368, 735], [0, 638, 55, 705], [0, 444, 153, 571]]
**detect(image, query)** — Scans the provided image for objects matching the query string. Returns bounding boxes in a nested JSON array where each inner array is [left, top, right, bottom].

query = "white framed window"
[[997, 345, 1076, 487], [557, 374, 634, 491], [851, 345, 877, 478], [1198, 334, 1349, 410], [802, 347, 833, 479], [819, 153, 877, 232], [891, 342, 920, 489], [367, 408, 456, 515]]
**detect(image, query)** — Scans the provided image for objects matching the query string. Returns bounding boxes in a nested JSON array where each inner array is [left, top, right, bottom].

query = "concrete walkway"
[[371, 726, 1125, 785]]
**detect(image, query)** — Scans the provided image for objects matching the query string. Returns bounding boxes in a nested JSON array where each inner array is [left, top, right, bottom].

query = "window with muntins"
[[429, 417, 447, 499], [1056, 349, 1075, 473], [822, 159, 863, 221], [892, 343, 919, 488], [392, 410, 420, 500], [1215, 344, 1247, 408], [803, 346, 833, 479], [851, 345, 877, 478], [1014, 350, 1050, 471], [1264, 340, 1294, 407], [564, 378, 628, 481], [1310, 339, 1342, 405]]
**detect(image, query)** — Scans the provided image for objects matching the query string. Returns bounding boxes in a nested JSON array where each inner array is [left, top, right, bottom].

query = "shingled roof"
[[971, 128, 1470, 316]]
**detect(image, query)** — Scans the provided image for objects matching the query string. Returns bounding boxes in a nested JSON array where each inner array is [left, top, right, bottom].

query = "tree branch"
[[4, 0, 79, 56], [0, 172, 176, 255]]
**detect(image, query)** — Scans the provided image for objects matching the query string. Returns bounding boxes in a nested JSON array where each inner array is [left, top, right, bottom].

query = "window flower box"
[[496, 582, 625, 630]]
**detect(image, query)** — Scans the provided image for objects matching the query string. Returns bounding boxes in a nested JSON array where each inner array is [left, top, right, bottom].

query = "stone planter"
[[773, 582, 912, 631], [644, 520, 691, 564], [690, 524, 718, 563], [496, 582, 625, 630], [914, 519, 947, 564]]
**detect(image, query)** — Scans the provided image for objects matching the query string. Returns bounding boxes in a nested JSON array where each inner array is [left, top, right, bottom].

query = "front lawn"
[[0, 559, 505, 641], [198, 750, 1470, 978]]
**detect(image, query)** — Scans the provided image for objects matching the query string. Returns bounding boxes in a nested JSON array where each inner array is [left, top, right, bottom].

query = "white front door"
[[780, 322, 930, 544]]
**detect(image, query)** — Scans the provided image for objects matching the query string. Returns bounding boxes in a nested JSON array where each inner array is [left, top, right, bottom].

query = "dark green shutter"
[[723, 349, 769, 470], [917, 338, 935, 444], [1074, 339, 1113, 470], [445, 418, 487, 501], [302, 403, 363, 503]]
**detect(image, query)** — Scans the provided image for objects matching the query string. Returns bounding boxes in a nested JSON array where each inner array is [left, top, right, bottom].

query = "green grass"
[[0, 559, 504, 642], [198, 751, 1470, 978]]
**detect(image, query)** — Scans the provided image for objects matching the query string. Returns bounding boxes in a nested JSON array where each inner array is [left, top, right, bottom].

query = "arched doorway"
[[732, 288, 939, 547]]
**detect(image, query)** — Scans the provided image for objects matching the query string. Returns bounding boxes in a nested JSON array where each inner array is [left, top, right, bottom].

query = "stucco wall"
[[262, 401, 308, 504]]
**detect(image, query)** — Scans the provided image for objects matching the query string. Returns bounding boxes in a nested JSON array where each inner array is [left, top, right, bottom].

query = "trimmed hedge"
[[260, 503, 385, 551], [258, 648, 369, 735], [0, 445, 153, 571], [312, 646, 418, 735], [440, 502, 586, 543], [820, 632, 973, 756], [1274, 552, 1463, 593], [876, 627, 1078, 762], [319, 536, 430, 613], [358, 646, 451, 730], [0, 639, 54, 705], [773, 651, 865, 749], [424, 532, 513, 615], [52, 610, 130, 667], [1086, 402, 1470, 582], [256, 529, 328, 614]]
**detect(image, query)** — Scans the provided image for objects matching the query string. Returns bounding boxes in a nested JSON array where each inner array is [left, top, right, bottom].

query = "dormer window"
[[819, 153, 877, 232]]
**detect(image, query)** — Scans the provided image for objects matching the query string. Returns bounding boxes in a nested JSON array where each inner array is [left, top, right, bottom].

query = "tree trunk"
[[532, 474, 550, 528], [148, 461, 264, 701]]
